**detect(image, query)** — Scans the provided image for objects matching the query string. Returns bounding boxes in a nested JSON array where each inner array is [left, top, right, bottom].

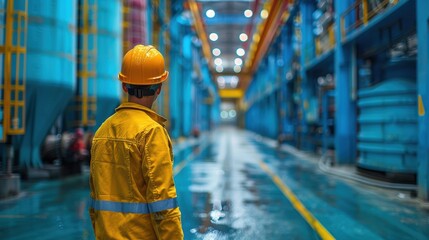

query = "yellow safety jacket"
[[89, 102, 184, 240]]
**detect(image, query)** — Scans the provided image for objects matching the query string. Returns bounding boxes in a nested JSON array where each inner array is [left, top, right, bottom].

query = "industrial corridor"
[[2, 0, 429, 239], [1, 127, 429, 239]]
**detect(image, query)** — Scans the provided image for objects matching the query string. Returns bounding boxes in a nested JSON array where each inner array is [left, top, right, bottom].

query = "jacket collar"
[[116, 102, 167, 127]]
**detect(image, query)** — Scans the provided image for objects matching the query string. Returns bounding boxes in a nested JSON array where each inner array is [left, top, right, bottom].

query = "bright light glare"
[[212, 48, 221, 56], [216, 65, 224, 73], [239, 33, 248, 42], [244, 9, 253, 18], [260, 9, 269, 19], [233, 65, 241, 73], [217, 76, 225, 88], [234, 58, 243, 66], [229, 110, 237, 118], [209, 33, 218, 41], [236, 48, 245, 56], [230, 76, 239, 88], [206, 9, 215, 18], [220, 111, 228, 119], [214, 58, 223, 66], [217, 76, 225, 84]]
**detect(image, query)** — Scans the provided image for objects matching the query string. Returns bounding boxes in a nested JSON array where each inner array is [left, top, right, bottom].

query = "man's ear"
[[122, 83, 128, 93]]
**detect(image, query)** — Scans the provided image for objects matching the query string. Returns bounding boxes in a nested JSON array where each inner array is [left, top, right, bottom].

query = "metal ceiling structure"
[[189, 0, 292, 96], [190, 0, 264, 91]]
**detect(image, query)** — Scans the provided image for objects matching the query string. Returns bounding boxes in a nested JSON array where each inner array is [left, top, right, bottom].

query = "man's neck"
[[128, 96, 154, 109]]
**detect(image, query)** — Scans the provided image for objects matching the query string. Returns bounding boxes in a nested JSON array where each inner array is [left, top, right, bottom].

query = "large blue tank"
[[357, 59, 417, 174], [92, 0, 121, 131], [71, 0, 121, 132], [16, 0, 77, 168]]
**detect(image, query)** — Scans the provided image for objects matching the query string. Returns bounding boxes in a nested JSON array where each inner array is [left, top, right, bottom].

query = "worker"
[[89, 45, 184, 239]]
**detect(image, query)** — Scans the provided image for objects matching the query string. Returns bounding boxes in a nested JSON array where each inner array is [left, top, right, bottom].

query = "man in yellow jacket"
[[89, 45, 184, 239]]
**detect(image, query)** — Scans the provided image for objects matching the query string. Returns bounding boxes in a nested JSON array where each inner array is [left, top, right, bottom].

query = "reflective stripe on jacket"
[[89, 102, 184, 239]]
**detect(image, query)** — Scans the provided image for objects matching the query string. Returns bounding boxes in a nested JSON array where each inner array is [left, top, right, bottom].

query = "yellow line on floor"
[[174, 158, 189, 176], [174, 142, 208, 176], [259, 160, 335, 240]]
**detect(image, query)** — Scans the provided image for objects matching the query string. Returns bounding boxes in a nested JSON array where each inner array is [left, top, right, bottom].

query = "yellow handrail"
[[0, 0, 28, 142], [77, 0, 97, 126], [340, 0, 399, 39], [315, 22, 335, 57]]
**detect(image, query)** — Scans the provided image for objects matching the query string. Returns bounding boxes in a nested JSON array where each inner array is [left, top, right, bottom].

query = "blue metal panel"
[[357, 60, 417, 173], [182, 36, 193, 137], [169, 48, 180, 138], [169, 16, 182, 139], [17, 0, 77, 168], [417, 0, 429, 200], [146, 0, 152, 45], [334, 0, 357, 164], [278, 26, 295, 143], [93, 0, 122, 131], [322, 90, 335, 154]]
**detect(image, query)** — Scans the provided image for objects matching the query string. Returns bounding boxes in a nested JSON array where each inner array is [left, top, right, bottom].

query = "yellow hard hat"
[[118, 45, 169, 85]]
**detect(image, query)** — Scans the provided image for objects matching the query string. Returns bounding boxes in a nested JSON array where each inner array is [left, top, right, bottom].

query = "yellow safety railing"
[[341, 0, 400, 39], [315, 22, 335, 56], [0, 0, 28, 142], [152, 0, 160, 50], [76, 0, 97, 126], [122, 0, 132, 53]]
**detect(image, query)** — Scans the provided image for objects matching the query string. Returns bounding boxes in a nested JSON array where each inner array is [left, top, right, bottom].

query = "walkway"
[[1, 126, 428, 239]]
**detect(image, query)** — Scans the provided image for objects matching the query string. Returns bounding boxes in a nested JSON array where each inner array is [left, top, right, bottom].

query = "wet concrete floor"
[[1, 126, 429, 239]]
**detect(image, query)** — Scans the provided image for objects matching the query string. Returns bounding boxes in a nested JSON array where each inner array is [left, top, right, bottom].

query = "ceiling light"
[[236, 48, 245, 56], [234, 58, 243, 66], [233, 65, 241, 73], [244, 9, 253, 18], [217, 76, 225, 84], [206, 9, 215, 18], [216, 65, 224, 73], [209, 33, 218, 41], [239, 33, 248, 42], [214, 58, 222, 66], [212, 48, 221, 56], [229, 110, 237, 118], [260, 9, 269, 19]]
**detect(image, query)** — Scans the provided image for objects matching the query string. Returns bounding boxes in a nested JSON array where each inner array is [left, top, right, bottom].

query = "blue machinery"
[[0, 0, 219, 180], [244, 0, 429, 200]]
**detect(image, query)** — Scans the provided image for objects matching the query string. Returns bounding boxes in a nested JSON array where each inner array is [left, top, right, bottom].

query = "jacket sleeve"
[[142, 125, 184, 240]]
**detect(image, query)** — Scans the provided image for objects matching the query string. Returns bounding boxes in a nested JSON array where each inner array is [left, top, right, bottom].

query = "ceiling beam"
[[245, 0, 291, 76], [189, 0, 213, 72], [219, 89, 243, 99]]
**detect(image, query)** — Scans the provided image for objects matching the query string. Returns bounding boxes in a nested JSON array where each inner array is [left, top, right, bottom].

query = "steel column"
[[334, 0, 357, 164], [417, 0, 429, 200], [299, 0, 315, 149]]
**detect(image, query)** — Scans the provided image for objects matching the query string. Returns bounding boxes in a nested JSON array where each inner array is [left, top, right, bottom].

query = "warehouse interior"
[[1, 0, 429, 239]]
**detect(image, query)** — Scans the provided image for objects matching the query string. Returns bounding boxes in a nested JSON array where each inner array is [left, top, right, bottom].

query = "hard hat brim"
[[118, 71, 169, 85]]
